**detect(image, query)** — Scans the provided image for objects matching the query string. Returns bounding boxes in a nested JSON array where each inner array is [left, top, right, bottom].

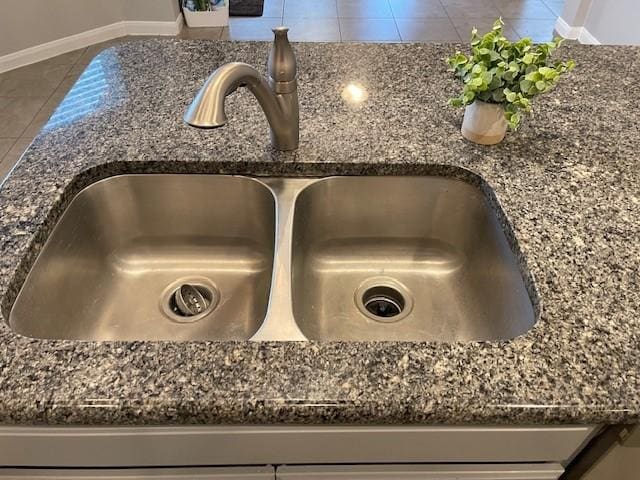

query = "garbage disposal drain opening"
[[362, 285, 405, 319], [355, 277, 414, 323]]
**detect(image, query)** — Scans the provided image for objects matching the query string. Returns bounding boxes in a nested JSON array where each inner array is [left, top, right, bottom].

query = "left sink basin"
[[10, 175, 276, 340]]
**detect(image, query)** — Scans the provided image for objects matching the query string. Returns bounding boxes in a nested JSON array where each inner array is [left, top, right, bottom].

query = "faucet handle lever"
[[268, 26, 297, 93]]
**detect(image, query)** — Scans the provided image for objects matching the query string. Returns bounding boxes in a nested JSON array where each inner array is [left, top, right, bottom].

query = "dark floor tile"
[[543, 0, 565, 17], [493, 0, 556, 19], [396, 18, 462, 42], [285, 18, 341, 42], [450, 17, 520, 41], [0, 96, 48, 137], [0, 138, 16, 161], [0, 62, 70, 97], [40, 49, 87, 66], [441, 0, 502, 18], [389, 0, 448, 19], [263, 0, 285, 17], [340, 18, 401, 42], [223, 17, 283, 41], [338, 0, 393, 18], [508, 17, 557, 42], [284, 0, 338, 18]]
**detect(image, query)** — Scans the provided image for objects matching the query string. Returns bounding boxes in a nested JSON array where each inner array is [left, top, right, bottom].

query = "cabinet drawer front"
[[0, 467, 274, 479], [0, 425, 596, 467], [277, 464, 564, 480]]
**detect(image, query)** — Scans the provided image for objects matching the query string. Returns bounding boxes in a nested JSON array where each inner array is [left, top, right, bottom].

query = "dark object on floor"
[[229, 0, 264, 16]]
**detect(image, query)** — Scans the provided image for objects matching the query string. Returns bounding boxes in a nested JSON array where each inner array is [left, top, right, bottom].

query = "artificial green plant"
[[447, 18, 575, 129], [193, 0, 211, 11]]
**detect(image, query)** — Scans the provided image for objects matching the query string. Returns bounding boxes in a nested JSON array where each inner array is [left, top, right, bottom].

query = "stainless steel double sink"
[[9, 175, 536, 342]]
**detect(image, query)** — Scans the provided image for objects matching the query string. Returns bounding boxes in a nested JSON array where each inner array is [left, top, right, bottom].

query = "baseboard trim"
[[125, 14, 184, 36], [554, 16, 600, 45], [0, 15, 183, 74], [578, 27, 600, 45], [554, 17, 580, 40]]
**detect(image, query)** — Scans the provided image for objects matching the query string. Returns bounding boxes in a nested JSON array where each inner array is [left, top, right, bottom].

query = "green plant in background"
[[191, 0, 211, 11], [446, 19, 575, 130], [197, 0, 211, 11]]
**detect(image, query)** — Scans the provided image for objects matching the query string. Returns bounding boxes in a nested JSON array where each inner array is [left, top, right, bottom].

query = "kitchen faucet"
[[184, 26, 299, 151]]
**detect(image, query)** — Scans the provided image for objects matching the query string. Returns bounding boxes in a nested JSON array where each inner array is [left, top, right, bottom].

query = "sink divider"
[[249, 177, 316, 341]]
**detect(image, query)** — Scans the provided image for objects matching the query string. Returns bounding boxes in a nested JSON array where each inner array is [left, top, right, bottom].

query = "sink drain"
[[355, 277, 413, 323], [363, 286, 404, 318], [161, 278, 219, 323]]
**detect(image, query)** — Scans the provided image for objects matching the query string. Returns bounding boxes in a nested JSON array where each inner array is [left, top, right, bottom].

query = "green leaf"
[[194, 0, 210, 10], [509, 112, 521, 129], [519, 79, 532, 93], [539, 66, 554, 77], [489, 74, 503, 89], [477, 91, 493, 102], [525, 71, 542, 82], [504, 88, 517, 102]]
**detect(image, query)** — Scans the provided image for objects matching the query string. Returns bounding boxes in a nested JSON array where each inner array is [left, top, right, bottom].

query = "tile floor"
[[0, 0, 564, 181], [182, 0, 564, 43]]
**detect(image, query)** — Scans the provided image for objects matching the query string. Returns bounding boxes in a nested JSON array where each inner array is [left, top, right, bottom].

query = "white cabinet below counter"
[[277, 464, 564, 480], [0, 424, 599, 479]]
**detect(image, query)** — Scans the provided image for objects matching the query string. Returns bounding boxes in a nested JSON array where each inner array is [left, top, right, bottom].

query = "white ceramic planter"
[[183, 3, 229, 27], [461, 101, 508, 145]]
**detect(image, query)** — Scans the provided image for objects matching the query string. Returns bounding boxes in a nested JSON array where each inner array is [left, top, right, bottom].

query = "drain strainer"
[[355, 277, 413, 323], [161, 277, 219, 323]]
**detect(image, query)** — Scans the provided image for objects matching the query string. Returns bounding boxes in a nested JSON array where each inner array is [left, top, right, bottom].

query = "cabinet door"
[[0, 466, 275, 479], [277, 464, 563, 480]]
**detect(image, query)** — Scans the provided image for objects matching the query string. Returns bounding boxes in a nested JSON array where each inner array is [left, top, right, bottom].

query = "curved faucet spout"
[[184, 63, 270, 129], [184, 28, 300, 151]]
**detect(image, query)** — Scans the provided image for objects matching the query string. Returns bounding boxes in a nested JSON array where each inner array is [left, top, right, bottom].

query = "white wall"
[[0, 0, 181, 57], [558, 0, 640, 45], [561, 0, 593, 27], [0, 0, 122, 56], [584, 0, 640, 45], [123, 0, 181, 22]]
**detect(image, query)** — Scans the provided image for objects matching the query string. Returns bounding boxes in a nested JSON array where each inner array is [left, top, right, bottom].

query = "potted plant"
[[183, 0, 229, 28], [447, 19, 575, 145]]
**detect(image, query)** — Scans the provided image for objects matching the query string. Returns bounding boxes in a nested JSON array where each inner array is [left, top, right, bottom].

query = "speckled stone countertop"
[[0, 39, 638, 426]]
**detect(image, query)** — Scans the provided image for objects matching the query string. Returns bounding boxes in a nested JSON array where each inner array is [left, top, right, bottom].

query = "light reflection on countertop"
[[44, 52, 117, 131], [341, 82, 369, 106]]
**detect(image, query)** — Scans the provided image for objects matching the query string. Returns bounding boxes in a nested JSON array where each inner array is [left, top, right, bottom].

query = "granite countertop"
[[0, 39, 638, 426]]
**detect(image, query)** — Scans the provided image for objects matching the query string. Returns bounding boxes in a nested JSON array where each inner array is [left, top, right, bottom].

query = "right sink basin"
[[291, 176, 535, 342]]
